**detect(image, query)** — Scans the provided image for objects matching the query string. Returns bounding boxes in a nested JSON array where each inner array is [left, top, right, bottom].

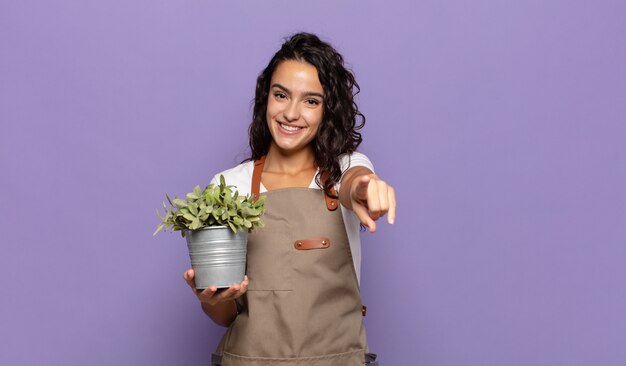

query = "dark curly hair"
[[247, 32, 365, 198]]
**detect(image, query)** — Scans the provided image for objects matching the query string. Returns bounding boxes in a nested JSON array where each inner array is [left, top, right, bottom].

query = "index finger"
[[354, 175, 371, 201]]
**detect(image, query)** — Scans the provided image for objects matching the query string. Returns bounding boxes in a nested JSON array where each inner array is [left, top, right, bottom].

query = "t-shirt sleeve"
[[208, 161, 254, 196], [339, 151, 374, 173], [337, 152, 375, 191], [209, 175, 219, 186]]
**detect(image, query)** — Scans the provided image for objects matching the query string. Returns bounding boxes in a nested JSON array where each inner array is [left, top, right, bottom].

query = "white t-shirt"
[[209, 152, 374, 284]]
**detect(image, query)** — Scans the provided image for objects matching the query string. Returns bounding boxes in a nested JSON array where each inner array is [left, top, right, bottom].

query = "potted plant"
[[154, 175, 265, 290]]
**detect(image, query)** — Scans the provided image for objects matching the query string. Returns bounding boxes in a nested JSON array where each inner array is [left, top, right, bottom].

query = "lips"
[[278, 122, 304, 133]]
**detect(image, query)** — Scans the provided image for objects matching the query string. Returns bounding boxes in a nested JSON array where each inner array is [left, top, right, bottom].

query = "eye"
[[305, 99, 321, 106], [274, 92, 287, 100]]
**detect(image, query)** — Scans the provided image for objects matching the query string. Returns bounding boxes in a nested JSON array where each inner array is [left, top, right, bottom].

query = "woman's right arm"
[[183, 269, 248, 327]]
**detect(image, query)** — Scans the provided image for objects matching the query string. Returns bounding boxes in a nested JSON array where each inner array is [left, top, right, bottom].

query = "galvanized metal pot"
[[185, 226, 247, 290]]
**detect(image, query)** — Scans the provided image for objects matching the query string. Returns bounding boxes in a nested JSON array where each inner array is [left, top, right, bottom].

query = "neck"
[[265, 144, 316, 175]]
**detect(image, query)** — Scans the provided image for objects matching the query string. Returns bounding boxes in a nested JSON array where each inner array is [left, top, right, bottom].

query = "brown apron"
[[212, 157, 378, 366]]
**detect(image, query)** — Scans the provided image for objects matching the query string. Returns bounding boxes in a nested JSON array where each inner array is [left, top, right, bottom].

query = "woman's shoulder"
[[209, 161, 254, 195]]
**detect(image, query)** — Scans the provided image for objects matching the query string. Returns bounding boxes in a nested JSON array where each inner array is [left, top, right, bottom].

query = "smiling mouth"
[[279, 122, 304, 132]]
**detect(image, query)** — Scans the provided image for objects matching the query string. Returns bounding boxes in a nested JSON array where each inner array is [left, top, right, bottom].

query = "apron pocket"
[[246, 228, 294, 291]]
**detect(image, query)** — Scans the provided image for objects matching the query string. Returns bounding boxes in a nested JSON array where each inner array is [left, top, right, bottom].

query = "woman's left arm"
[[339, 166, 396, 233]]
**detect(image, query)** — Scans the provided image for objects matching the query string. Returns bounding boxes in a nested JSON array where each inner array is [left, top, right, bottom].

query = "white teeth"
[[280, 123, 302, 131]]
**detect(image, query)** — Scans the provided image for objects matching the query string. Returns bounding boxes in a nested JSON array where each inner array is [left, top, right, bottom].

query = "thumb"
[[352, 201, 377, 233], [183, 269, 195, 282], [183, 269, 197, 291]]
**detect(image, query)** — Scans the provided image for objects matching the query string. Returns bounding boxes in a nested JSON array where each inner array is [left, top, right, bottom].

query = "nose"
[[283, 100, 300, 122]]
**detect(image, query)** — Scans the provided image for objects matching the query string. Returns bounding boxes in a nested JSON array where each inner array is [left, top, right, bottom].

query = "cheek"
[[266, 98, 282, 119], [265, 102, 275, 125], [309, 110, 324, 130]]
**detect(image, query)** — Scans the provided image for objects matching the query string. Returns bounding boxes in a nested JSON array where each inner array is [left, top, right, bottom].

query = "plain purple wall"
[[1, 1, 625, 365]]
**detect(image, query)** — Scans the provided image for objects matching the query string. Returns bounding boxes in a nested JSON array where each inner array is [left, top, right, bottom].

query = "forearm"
[[339, 166, 373, 210], [201, 299, 238, 327]]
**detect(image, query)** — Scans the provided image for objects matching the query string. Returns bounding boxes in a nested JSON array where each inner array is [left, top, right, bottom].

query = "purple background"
[[1, 1, 625, 365]]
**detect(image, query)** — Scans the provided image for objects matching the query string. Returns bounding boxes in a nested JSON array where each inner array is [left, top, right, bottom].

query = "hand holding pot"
[[183, 269, 249, 305]]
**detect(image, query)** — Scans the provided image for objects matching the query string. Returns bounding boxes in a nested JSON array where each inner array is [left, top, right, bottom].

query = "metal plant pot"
[[185, 226, 247, 290]]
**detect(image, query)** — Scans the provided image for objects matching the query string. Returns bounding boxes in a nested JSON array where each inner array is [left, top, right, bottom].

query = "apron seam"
[[223, 348, 365, 362]]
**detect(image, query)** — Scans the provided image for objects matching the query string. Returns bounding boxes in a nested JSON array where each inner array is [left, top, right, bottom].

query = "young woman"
[[183, 32, 396, 366]]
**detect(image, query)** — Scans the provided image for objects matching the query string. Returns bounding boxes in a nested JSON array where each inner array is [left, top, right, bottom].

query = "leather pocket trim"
[[294, 237, 331, 250]]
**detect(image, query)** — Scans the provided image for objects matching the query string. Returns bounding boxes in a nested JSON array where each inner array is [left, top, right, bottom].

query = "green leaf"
[[188, 203, 198, 215], [153, 224, 164, 236], [156, 175, 265, 235]]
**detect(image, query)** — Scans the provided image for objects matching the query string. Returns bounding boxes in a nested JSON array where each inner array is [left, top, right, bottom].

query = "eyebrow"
[[271, 83, 324, 99]]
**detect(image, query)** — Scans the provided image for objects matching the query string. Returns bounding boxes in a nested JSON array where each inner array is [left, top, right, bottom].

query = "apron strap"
[[251, 155, 338, 211], [251, 155, 266, 202], [321, 170, 339, 211]]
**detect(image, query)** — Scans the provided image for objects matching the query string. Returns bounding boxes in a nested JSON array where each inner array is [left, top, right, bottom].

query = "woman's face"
[[266, 59, 324, 155]]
